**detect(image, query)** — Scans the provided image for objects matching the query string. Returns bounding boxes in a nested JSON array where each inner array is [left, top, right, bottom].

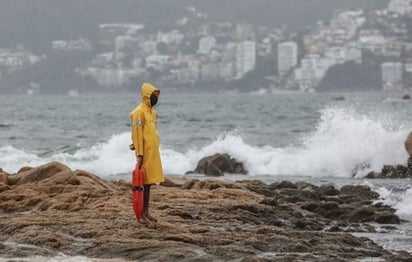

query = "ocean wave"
[[0, 106, 410, 178], [374, 185, 412, 217]]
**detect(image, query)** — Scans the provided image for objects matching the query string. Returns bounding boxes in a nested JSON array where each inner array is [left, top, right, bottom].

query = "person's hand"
[[129, 143, 135, 151], [137, 156, 143, 169]]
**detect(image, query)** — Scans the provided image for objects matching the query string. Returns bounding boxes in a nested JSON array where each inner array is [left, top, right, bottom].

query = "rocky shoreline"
[[0, 162, 411, 261]]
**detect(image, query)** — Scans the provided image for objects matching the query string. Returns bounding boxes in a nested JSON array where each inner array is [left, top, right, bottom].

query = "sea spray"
[[0, 106, 410, 178], [374, 185, 412, 217], [297, 107, 409, 177]]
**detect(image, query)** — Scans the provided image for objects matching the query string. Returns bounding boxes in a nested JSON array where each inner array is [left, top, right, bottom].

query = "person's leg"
[[143, 184, 158, 223], [136, 185, 151, 224]]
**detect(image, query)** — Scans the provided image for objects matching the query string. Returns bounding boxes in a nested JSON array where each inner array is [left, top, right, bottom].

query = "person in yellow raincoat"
[[129, 82, 164, 224]]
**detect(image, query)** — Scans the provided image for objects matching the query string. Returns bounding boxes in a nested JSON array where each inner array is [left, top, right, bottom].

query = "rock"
[[0, 184, 10, 193], [182, 179, 243, 191], [277, 188, 319, 203], [408, 157, 412, 168], [332, 96, 345, 101], [269, 180, 297, 190], [365, 171, 379, 179], [402, 94, 411, 100], [295, 181, 319, 191], [0, 162, 410, 261], [375, 212, 401, 224], [160, 177, 184, 187], [350, 207, 376, 223], [318, 201, 344, 219], [17, 166, 33, 174], [238, 180, 274, 197], [191, 153, 247, 176], [364, 131, 412, 179], [0, 172, 8, 185], [339, 185, 379, 200], [301, 202, 320, 212], [181, 179, 199, 190], [405, 131, 412, 157], [14, 162, 72, 185], [381, 165, 408, 178], [318, 184, 339, 197], [366, 164, 410, 179]]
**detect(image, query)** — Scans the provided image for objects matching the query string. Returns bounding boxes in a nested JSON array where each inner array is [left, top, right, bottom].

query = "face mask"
[[150, 94, 158, 107]]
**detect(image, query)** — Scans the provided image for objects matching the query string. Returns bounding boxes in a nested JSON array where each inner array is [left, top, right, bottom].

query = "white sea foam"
[[374, 185, 412, 217], [0, 106, 410, 178]]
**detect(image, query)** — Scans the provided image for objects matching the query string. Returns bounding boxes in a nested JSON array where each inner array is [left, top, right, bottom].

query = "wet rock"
[[181, 179, 243, 191], [318, 201, 343, 219], [350, 207, 376, 223], [301, 202, 320, 212], [375, 212, 401, 224], [160, 177, 184, 187], [339, 185, 379, 200], [332, 96, 345, 101], [269, 180, 296, 190], [0, 162, 410, 261], [295, 181, 319, 191], [318, 184, 339, 197], [367, 132, 412, 178], [366, 164, 410, 179], [191, 153, 247, 176], [277, 188, 319, 203], [406, 131, 412, 157], [238, 180, 274, 197]]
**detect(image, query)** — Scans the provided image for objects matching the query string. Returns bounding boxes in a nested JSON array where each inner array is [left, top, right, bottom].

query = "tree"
[[318, 60, 381, 92]]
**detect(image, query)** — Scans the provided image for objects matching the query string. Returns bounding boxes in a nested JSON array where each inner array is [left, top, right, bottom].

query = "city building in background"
[[236, 41, 256, 79], [278, 41, 298, 76], [388, 0, 412, 15], [382, 62, 403, 91]]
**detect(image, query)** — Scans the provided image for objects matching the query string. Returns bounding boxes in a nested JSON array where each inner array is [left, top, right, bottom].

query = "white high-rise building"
[[382, 62, 403, 91], [198, 36, 216, 55], [236, 41, 256, 78], [278, 41, 298, 76], [294, 54, 335, 91]]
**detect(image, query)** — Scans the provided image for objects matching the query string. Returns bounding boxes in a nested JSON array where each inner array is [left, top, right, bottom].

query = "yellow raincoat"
[[130, 82, 164, 185]]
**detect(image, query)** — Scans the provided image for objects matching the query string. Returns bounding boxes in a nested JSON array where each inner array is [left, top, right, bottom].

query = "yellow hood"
[[141, 82, 160, 107]]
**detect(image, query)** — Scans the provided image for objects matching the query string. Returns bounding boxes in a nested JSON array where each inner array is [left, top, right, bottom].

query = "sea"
[[1, 91, 412, 260]]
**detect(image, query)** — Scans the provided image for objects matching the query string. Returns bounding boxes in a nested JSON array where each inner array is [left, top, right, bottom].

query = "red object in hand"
[[132, 164, 144, 219]]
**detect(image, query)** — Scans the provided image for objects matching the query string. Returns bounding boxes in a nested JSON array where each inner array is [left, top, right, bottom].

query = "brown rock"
[[192, 153, 247, 176], [17, 166, 33, 173], [318, 184, 339, 197], [340, 185, 379, 200], [15, 162, 72, 185], [0, 162, 410, 261], [405, 131, 412, 157], [269, 180, 297, 190], [350, 207, 376, 223], [238, 180, 274, 197], [295, 181, 319, 191], [160, 177, 184, 187], [0, 172, 8, 185], [0, 183, 10, 193]]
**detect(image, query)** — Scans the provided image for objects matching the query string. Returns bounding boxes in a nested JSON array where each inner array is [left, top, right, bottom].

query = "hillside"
[[0, 0, 387, 51]]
